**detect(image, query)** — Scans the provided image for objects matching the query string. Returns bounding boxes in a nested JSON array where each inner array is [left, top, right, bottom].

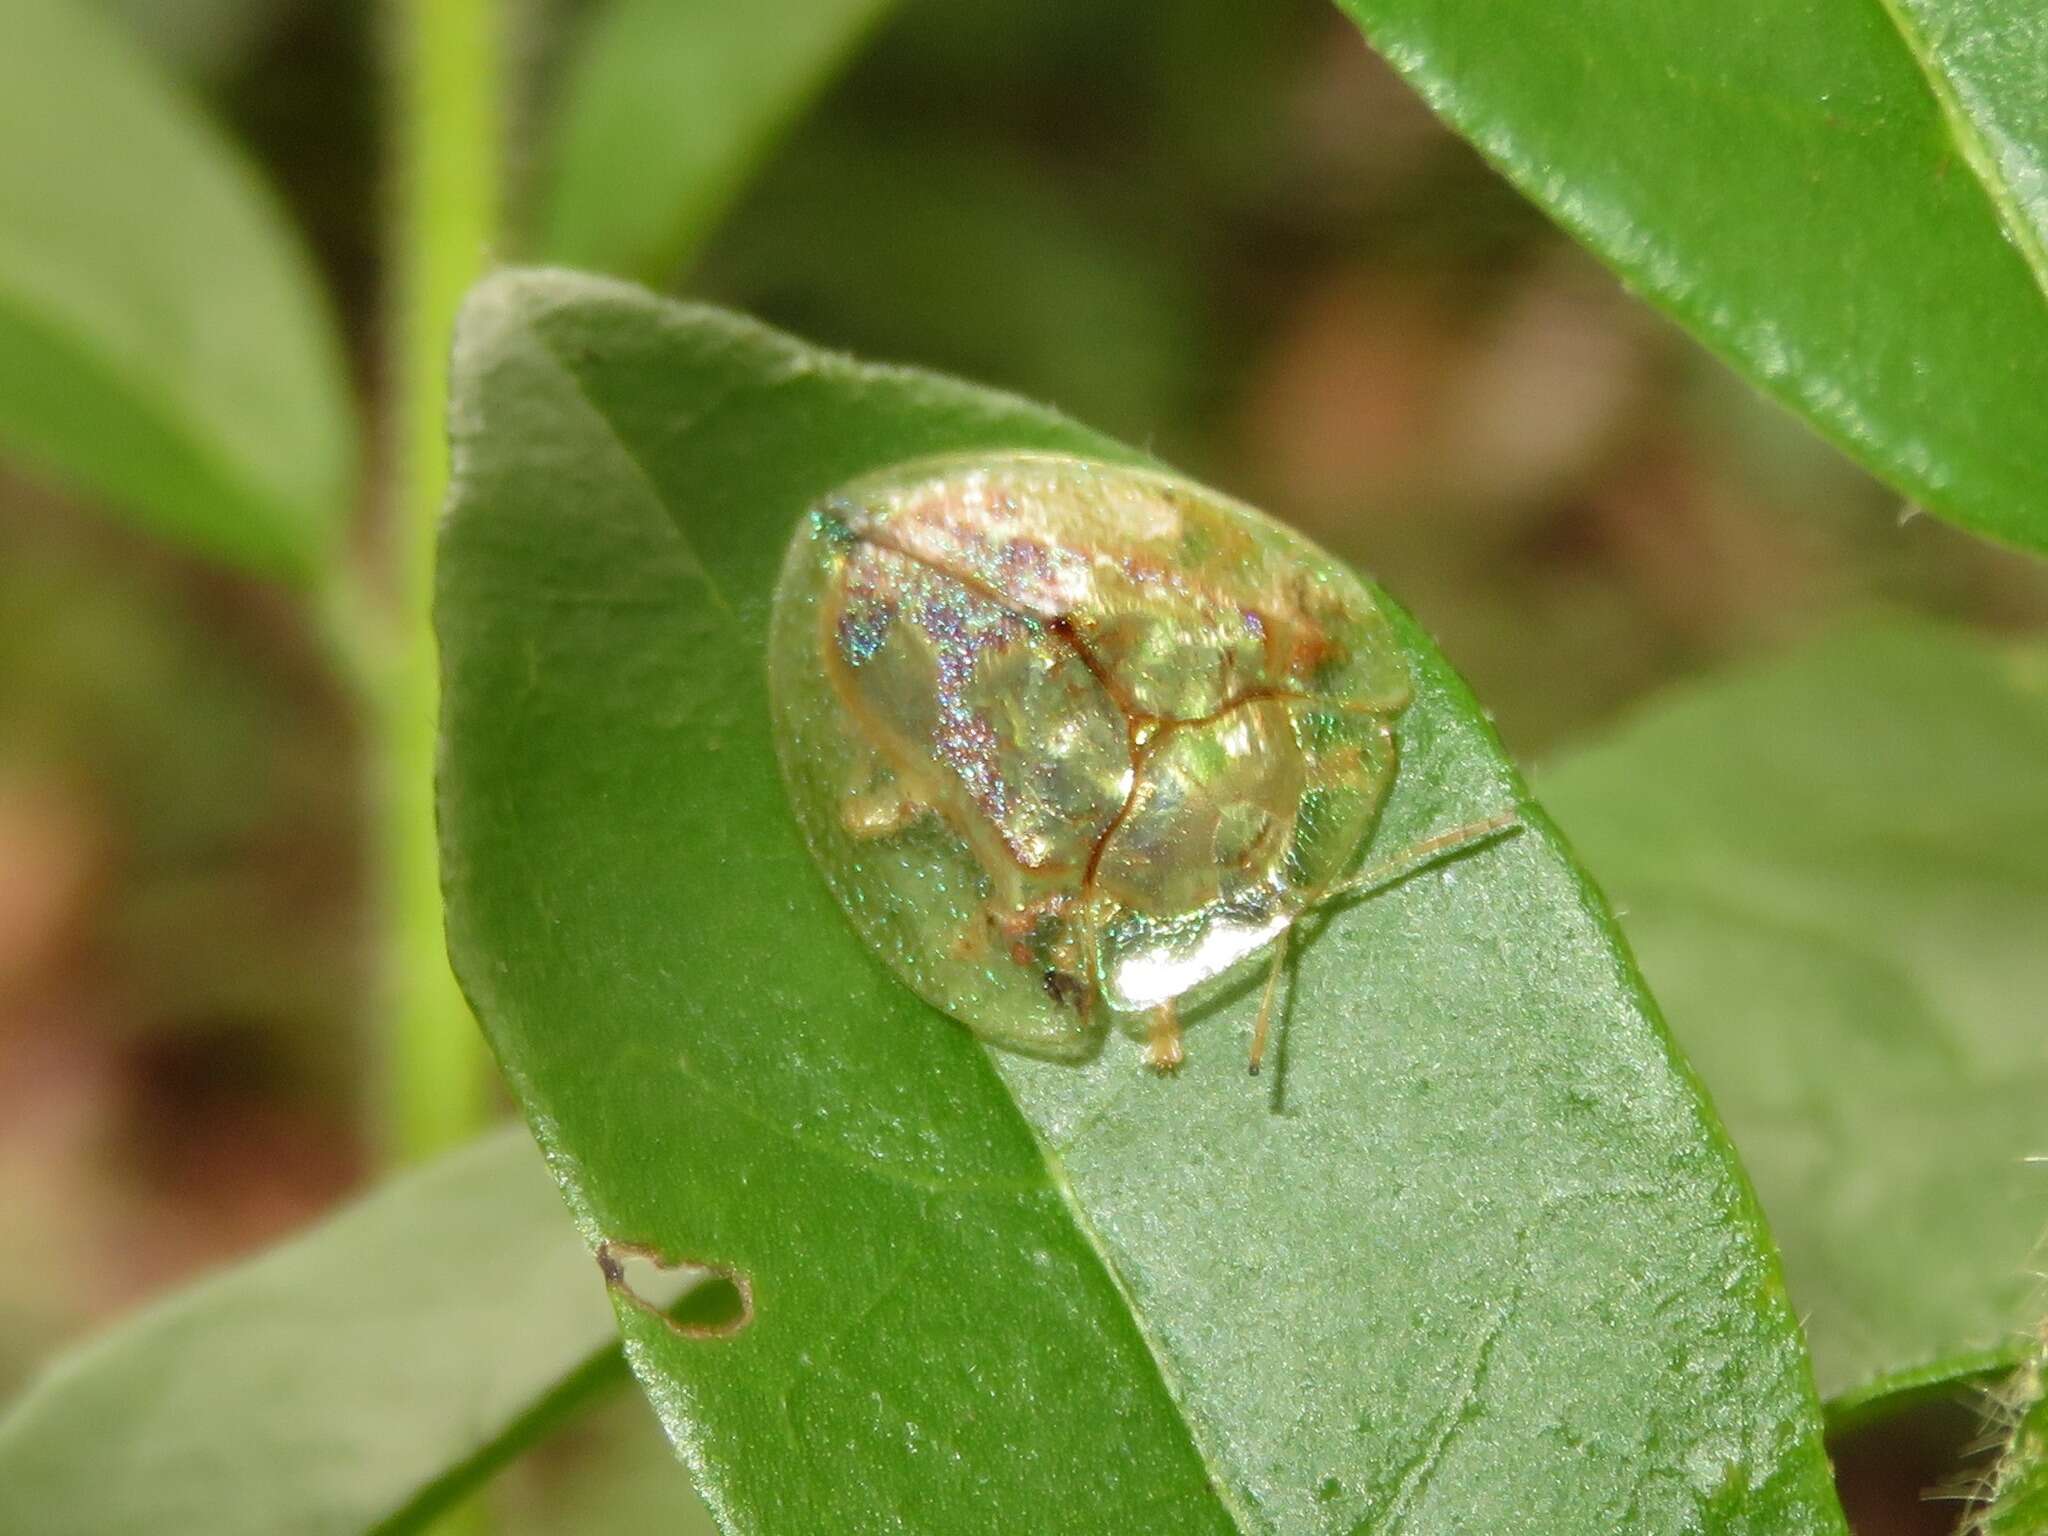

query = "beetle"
[[769, 452, 1515, 1074]]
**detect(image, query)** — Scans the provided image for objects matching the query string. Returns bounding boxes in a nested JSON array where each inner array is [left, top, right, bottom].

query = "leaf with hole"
[[436, 269, 1850, 1534]]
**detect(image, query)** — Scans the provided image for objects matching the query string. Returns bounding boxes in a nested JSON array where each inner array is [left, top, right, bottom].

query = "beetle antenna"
[[1248, 926, 1289, 1075], [1319, 810, 1521, 907]]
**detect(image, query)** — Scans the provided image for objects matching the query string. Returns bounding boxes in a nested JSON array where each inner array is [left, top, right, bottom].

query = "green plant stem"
[[383, 0, 504, 1162]]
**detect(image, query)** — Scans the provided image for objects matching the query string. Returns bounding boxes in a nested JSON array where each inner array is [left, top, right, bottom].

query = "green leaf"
[[1329, 0, 2048, 556], [0, 1128, 628, 1536], [1883, 0, 2048, 287], [0, 0, 353, 578], [535, 0, 895, 284], [105, 0, 292, 81], [437, 268, 1847, 1534], [1540, 622, 2048, 1413]]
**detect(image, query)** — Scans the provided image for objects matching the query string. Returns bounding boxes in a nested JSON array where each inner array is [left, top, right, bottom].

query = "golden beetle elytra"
[[769, 453, 1514, 1073]]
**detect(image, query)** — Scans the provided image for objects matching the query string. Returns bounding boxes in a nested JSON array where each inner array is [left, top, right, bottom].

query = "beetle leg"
[[842, 789, 925, 838], [838, 749, 927, 839], [1144, 1001, 1185, 1073], [1247, 926, 1290, 1076], [1320, 811, 1521, 905]]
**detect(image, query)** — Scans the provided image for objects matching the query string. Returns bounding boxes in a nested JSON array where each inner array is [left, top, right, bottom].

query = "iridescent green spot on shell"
[[768, 452, 1413, 1063]]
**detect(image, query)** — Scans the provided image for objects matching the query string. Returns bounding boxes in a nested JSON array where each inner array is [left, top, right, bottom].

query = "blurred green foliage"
[[537, 0, 895, 279], [1543, 622, 2048, 1410], [0, 0, 353, 576], [0, 1128, 633, 1536]]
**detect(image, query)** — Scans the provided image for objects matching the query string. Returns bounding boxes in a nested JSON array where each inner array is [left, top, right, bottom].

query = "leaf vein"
[[1865, 0, 2048, 303]]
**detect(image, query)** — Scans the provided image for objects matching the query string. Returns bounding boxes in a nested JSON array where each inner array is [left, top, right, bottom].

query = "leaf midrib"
[[507, 299, 1257, 1530], [1867, 0, 2048, 304]]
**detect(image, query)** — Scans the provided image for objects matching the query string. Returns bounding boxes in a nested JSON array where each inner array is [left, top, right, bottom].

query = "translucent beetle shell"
[[769, 453, 1421, 1070]]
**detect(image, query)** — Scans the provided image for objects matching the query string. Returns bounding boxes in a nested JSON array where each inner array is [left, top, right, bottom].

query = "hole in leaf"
[[596, 1240, 753, 1338], [1828, 1385, 1995, 1535]]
